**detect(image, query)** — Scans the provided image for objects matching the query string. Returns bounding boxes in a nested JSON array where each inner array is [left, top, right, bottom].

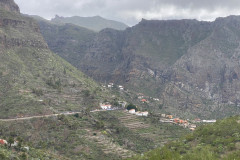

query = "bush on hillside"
[[126, 104, 137, 111]]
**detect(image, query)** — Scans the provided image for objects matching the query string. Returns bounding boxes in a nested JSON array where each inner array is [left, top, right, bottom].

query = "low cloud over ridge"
[[15, 0, 240, 25]]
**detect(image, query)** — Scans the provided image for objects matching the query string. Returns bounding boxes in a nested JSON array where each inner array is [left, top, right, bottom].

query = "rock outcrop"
[[0, 1, 47, 49], [0, 0, 20, 13]]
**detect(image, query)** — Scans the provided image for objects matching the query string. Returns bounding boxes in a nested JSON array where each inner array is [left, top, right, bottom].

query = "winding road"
[[0, 112, 82, 122]]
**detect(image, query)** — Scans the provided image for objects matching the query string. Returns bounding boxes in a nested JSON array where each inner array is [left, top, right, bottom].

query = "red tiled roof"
[[0, 139, 6, 145]]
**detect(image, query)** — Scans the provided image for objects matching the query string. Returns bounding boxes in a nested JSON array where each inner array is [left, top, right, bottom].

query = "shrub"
[[95, 121, 104, 129], [126, 104, 137, 111], [82, 90, 90, 97], [32, 88, 43, 96]]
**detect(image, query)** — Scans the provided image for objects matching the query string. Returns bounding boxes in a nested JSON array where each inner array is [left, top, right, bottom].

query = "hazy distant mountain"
[[51, 15, 128, 32]]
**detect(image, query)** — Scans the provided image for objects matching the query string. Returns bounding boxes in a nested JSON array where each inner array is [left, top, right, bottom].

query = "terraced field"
[[118, 113, 150, 130], [96, 110, 190, 150], [83, 128, 136, 159]]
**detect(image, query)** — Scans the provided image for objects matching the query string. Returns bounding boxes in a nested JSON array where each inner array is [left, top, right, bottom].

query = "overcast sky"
[[14, 0, 240, 26]]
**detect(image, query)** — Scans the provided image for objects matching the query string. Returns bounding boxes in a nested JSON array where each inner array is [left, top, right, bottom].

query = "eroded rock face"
[[0, 0, 20, 13], [0, 36, 48, 48], [0, 0, 48, 48], [36, 11, 240, 117]]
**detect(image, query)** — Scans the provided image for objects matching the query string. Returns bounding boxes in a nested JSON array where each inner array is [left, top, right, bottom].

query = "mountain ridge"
[[51, 15, 129, 32], [35, 15, 240, 119]]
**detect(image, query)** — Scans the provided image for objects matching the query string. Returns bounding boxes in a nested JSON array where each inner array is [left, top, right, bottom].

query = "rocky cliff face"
[[0, 0, 19, 13], [170, 16, 240, 107], [0, 3, 47, 49], [36, 15, 240, 118]]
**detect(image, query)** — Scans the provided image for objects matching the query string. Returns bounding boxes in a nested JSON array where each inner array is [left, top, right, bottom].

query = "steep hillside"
[[130, 115, 240, 160], [0, 0, 19, 13], [37, 16, 240, 119], [51, 15, 128, 32], [0, 0, 114, 119], [36, 19, 96, 68]]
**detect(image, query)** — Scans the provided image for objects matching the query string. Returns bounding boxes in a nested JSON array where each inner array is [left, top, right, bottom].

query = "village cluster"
[[137, 93, 160, 103], [128, 109, 149, 117], [102, 83, 124, 91], [98, 101, 150, 117], [99, 83, 218, 131], [103, 83, 160, 103], [159, 114, 216, 131]]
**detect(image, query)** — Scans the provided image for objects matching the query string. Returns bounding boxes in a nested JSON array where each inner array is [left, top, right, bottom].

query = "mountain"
[[51, 15, 128, 32], [0, 1, 197, 159], [0, 0, 116, 119], [36, 16, 240, 119], [131, 115, 240, 160]]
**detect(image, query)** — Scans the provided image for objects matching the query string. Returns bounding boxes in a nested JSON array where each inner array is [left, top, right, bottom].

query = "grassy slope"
[[0, 8, 115, 119], [0, 111, 189, 160], [0, 146, 69, 160], [130, 116, 240, 160]]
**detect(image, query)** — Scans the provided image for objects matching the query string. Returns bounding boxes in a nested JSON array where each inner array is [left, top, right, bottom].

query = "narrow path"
[[0, 109, 124, 122]]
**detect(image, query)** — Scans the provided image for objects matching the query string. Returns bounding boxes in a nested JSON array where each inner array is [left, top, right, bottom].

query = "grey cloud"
[[14, 0, 240, 26]]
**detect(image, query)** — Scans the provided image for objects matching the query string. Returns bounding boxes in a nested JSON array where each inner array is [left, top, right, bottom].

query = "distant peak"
[[54, 15, 63, 19], [0, 0, 20, 13]]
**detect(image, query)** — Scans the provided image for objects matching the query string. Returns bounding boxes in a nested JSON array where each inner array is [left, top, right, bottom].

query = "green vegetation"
[[0, 136, 65, 160], [0, 110, 189, 159], [126, 103, 137, 111], [0, 7, 119, 119], [130, 116, 240, 160]]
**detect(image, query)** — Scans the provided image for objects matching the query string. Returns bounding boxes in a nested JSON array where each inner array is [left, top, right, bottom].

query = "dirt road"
[[0, 112, 82, 122]]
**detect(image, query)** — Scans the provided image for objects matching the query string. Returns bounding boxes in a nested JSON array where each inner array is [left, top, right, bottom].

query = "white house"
[[189, 124, 197, 128], [135, 111, 149, 117], [100, 103, 112, 110], [142, 112, 149, 117], [202, 120, 216, 123], [23, 146, 29, 152], [129, 109, 136, 114], [12, 141, 18, 147], [135, 112, 143, 116]]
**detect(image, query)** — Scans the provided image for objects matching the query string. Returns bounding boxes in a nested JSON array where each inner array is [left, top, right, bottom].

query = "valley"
[[33, 15, 240, 119], [1, 0, 240, 159]]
